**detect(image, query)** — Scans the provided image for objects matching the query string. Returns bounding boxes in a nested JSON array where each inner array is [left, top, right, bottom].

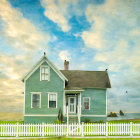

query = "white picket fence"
[[0, 122, 140, 137]]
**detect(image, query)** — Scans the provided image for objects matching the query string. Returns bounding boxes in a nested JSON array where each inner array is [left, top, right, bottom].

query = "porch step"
[[69, 116, 78, 124]]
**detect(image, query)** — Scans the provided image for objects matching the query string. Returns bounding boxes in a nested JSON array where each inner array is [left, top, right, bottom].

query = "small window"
[[48, 93, 57, 108], [83, 97, 90, 110], [40, 66, 49, 81], [31, 93, 41, 108]]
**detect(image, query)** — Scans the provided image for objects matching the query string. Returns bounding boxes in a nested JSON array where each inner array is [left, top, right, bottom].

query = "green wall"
[[24, 61, 64, 123], [81, 88, 106, 115]]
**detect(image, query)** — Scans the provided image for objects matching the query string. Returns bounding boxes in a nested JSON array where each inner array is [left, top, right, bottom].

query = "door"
[[68, 97, 76, 113]]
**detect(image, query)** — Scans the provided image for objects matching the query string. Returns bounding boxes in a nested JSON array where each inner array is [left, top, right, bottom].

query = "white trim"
[[22, 55, 68, 82], [65, 90, 84, 92], [68, 97, 76, 114], [80, 92, 81, 115], [24, 81, 26, 114], [81, 115, 107, 117], [48, 92, 57, 109], [40, 65, 50, 81], [106, 89, 107, 116], [24, 114, 58, 116], [31, 92, 41, 108], [83, 97, 90, 110]]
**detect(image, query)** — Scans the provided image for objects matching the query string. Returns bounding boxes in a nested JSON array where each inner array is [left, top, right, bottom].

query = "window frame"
[[31, 92, 41, 108], [83, 97, 90, 110], [48, 92, 57, 109], [40, 65, 50, 81]]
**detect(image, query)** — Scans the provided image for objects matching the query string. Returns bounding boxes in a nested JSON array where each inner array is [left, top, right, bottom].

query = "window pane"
[[52, 94, 56, 101], [41, 74, 44, 80], [70, 98, 74, 103], [44, 68, 48, 73], [44, 74, 48, 80], [49, 94, 56, 101], [41, 67, 44, 73], [49, 94, 53, 101], [84, 98, 89, 110], [32, 94, 40, 108], [49, 101, 56, 108]]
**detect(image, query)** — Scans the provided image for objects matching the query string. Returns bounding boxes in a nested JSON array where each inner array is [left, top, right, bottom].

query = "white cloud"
[[0, 0, 51, 113], [41, 0, 71, 32], [81, 0, 140, 112], [0, 0, 50, 53], [59, 50, 70, 61]]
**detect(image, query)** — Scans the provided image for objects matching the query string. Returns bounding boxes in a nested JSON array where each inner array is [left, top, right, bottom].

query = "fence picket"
[[0, 122, 139, 137]]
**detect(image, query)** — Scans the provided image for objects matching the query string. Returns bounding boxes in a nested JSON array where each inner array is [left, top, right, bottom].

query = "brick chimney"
[[64, 60, 69, 70]]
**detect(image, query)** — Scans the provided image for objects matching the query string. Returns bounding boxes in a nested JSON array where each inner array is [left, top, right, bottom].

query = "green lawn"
[[10, 138, 140, 140], [0, 119, 140, 124], [108, 119, 140, 123]]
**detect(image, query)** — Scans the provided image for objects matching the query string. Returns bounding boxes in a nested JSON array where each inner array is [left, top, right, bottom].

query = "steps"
[[69, 116, 79, 124]]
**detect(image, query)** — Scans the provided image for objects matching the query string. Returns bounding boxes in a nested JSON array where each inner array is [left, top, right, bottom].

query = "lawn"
[[0, 119, 140, 124], [108, 119, 140, 123], [9, 137, 140, 140]]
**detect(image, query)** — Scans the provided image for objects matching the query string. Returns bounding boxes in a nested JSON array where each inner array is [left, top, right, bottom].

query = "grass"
[[108, 119, 140, 123], [0, 119, 140, 124], [0, 121, 23, 124], [7, 138, 140, 140]]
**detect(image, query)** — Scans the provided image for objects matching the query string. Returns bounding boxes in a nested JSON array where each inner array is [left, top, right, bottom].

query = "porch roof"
[[60, 70, 111, 89]]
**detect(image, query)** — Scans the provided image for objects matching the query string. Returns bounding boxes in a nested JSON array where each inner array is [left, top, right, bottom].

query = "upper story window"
[[48, 93, 57, 108], [31, 92, 41, 108], [40, 65, 49, 81], [83, 97, 90, 110]]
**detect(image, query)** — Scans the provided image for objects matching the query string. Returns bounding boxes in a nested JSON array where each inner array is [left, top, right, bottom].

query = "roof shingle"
[[60, 70, 111, 89]]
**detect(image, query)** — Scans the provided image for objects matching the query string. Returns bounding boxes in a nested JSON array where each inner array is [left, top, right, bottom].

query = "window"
[[83, 97, 90, 110], [40, 66, 49, 81], [31, 93, 41, 108], [48, 93, 57, 108]]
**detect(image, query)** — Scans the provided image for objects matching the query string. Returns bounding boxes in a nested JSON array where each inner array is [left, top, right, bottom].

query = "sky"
[[0, 0, 140, 114]]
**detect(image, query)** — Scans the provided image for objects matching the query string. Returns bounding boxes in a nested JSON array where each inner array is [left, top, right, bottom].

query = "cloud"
[[41, 0, 71, 32], [0, 0, 51, 113], [0, 0, 50, 53], [81, 0, 140, 112], [59, 50, 71, 61]]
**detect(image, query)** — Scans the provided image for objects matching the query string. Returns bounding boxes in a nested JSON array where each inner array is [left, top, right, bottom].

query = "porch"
[[63, 90, 83, 124]]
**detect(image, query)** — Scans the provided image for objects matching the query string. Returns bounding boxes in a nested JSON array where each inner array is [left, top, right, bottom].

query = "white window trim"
[[31, 92, 41, 108], [83, 97, 90, 110], [48, 92, 57, 109], [40, 65, 50, 81]]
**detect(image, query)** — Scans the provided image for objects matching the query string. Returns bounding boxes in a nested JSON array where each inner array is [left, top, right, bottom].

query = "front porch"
[[63, 90, 82, 123]]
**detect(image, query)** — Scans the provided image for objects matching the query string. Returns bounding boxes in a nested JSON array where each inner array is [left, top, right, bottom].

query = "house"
[[22, 54, 111, 124]]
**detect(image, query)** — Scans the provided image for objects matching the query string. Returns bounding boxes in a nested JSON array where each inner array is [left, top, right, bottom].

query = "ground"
[[5, 138, 140, 140]]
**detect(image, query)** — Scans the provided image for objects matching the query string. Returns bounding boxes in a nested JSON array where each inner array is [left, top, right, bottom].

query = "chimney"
[[64, 60, 69, 70]]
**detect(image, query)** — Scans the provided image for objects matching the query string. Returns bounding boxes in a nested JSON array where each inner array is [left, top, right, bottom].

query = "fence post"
[[16, 123, 19, 137], [106, 122, 108, 136], [81, 122, 84, 136], [130, 122, 133, 136], [42, 123, 44, 137]]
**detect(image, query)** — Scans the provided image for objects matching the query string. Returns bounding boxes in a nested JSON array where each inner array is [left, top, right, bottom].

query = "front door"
[[68, 97, 76, 113]]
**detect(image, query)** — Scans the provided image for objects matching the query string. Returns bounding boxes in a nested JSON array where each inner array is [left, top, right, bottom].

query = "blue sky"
[[0, 0, 140, 113]]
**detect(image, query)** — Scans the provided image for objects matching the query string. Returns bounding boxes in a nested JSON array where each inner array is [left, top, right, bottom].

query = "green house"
[[22, 54, 111, 124]]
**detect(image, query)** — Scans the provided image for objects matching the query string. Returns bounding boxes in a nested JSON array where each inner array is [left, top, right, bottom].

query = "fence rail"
[[0, 122, 140, 137]]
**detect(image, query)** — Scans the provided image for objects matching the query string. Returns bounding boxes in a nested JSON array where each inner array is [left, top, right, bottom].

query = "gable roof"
[[22, 55, 68, 82], [60, 70, 111, 89]]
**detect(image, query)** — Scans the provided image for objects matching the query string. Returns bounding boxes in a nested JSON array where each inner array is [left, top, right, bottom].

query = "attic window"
[[40, 65, 49, 81]]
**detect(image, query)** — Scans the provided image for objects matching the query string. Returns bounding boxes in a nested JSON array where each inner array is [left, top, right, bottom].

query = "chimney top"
[[64, 60, 69, 70]]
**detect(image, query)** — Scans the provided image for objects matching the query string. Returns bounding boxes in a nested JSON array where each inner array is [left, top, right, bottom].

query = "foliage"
[[107, 112, 117, 117], [84, 118, 90, 123]]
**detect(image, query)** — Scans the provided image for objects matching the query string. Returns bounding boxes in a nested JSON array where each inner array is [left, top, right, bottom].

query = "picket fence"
[[0, 122, 140, 137]]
